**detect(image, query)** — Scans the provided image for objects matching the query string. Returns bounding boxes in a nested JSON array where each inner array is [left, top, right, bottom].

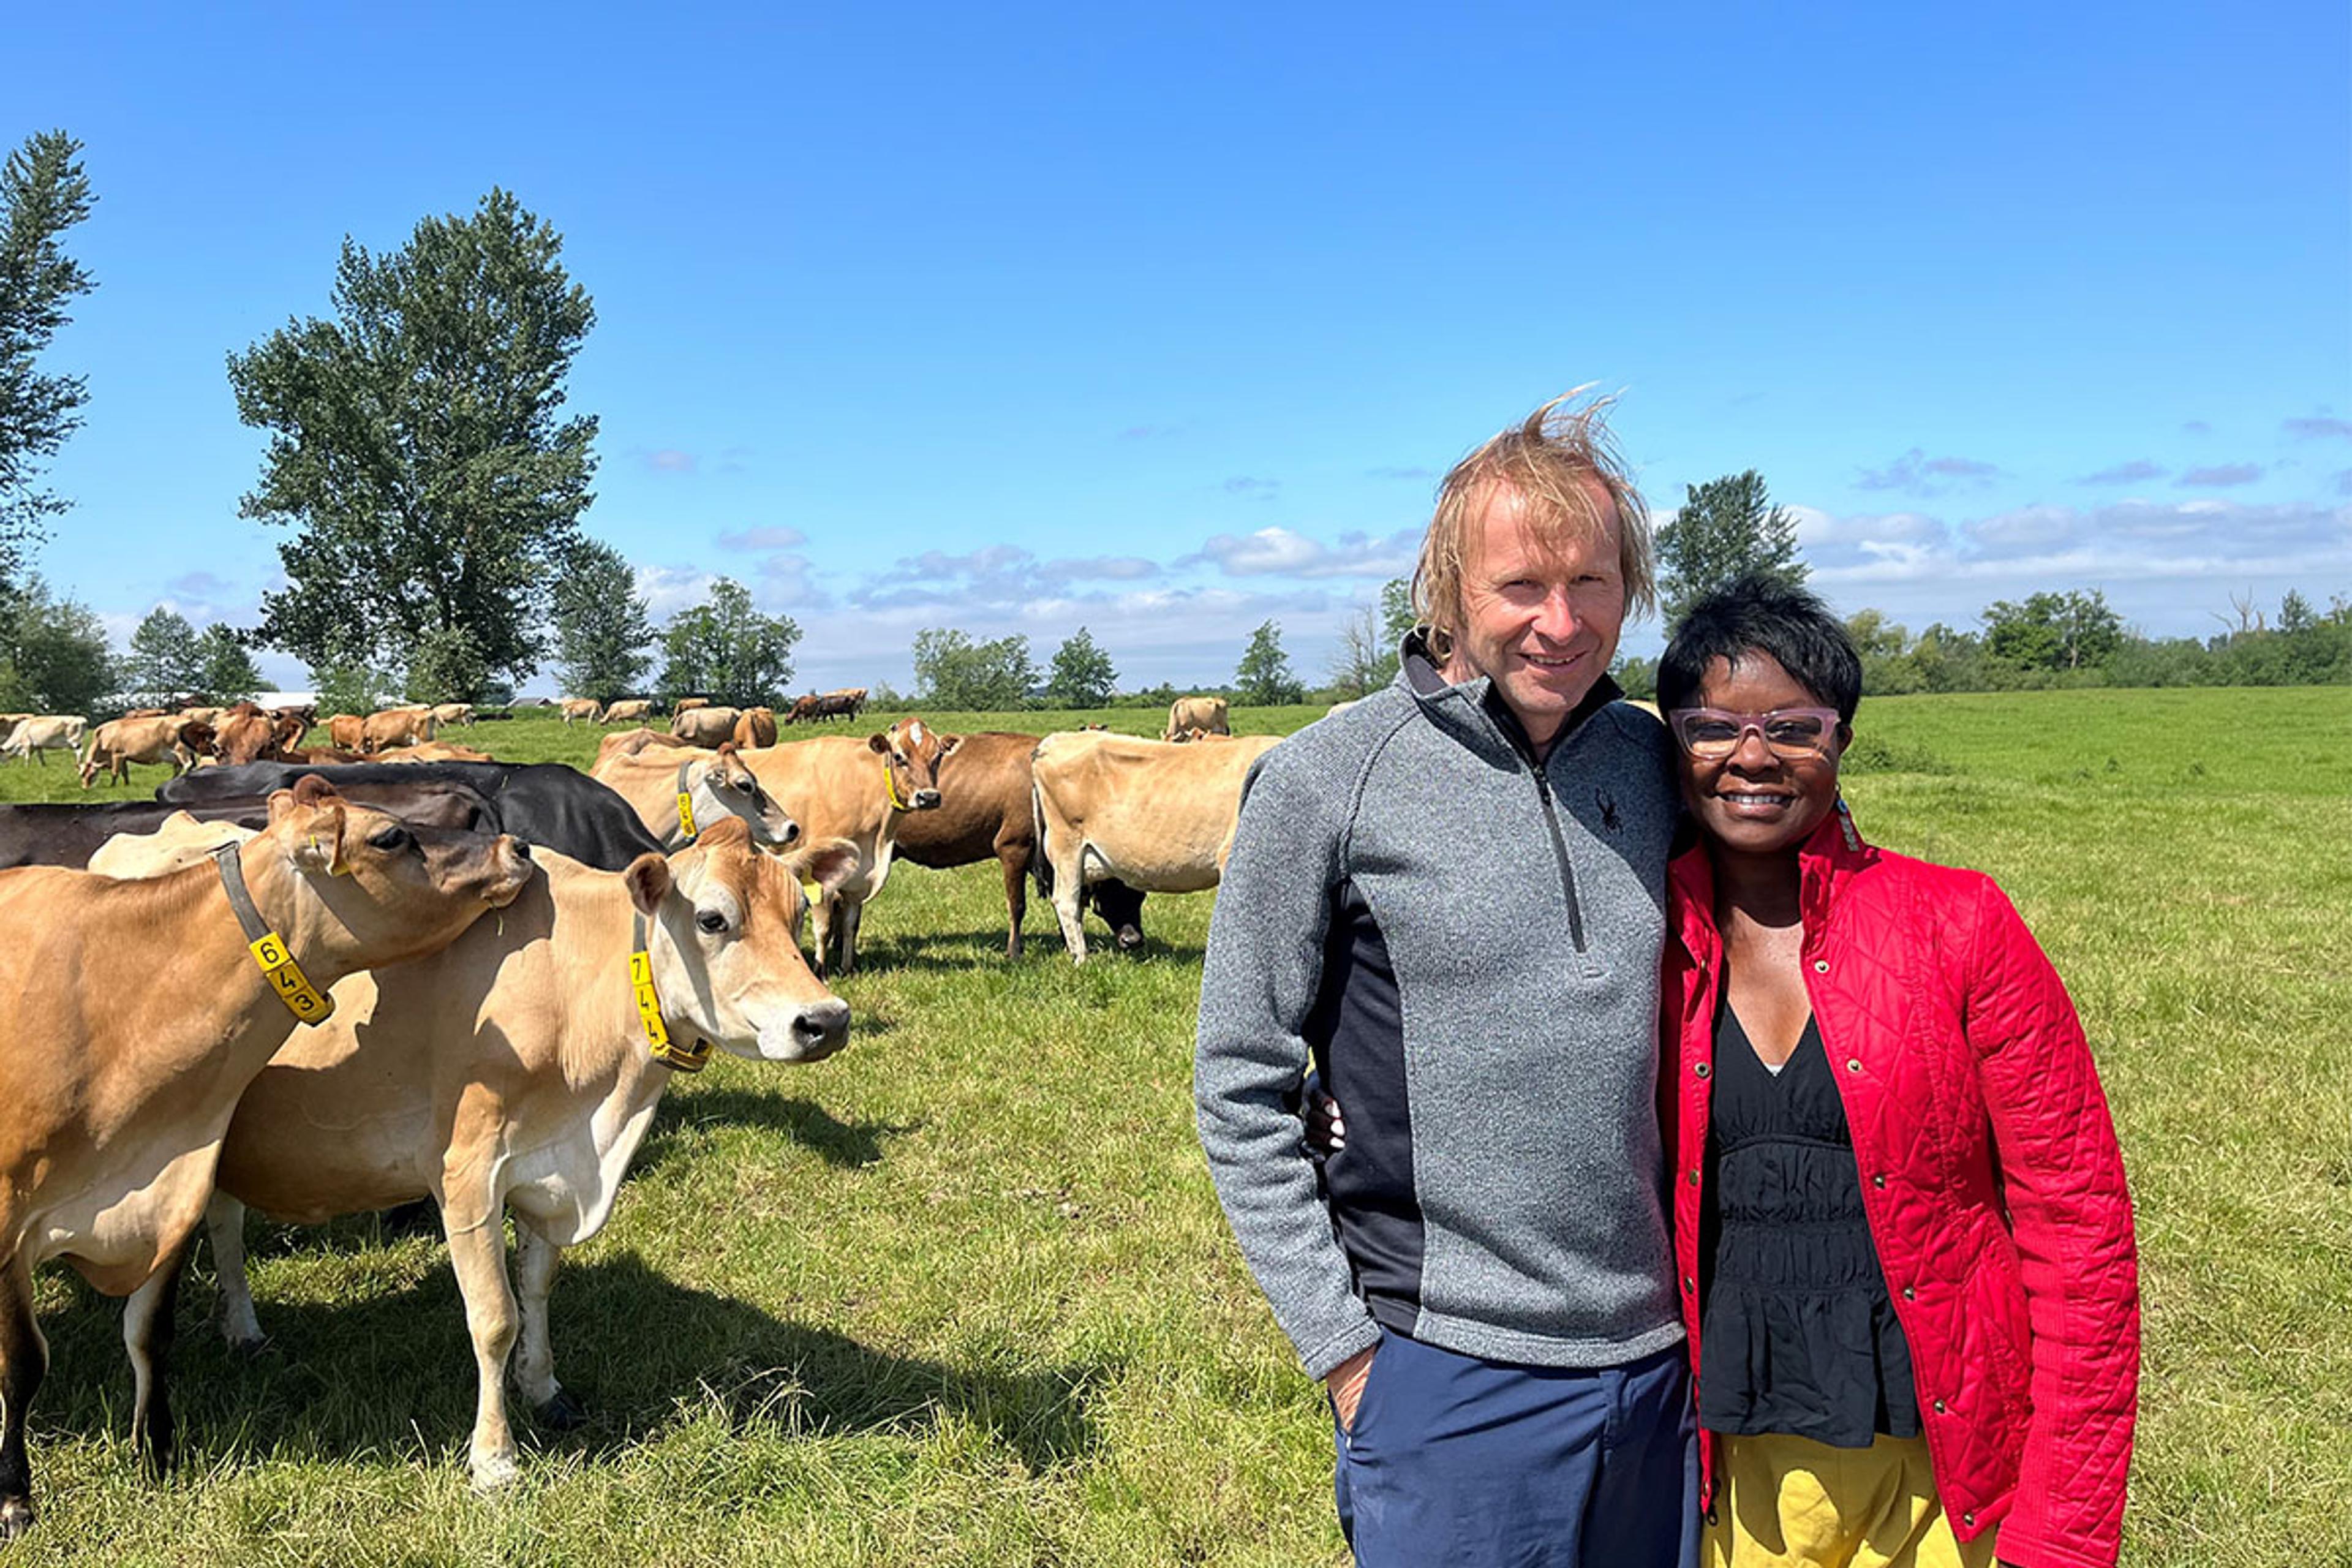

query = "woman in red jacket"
[[1656, 575, 2138, 1568]]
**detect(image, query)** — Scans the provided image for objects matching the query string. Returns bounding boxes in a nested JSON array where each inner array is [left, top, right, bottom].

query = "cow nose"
[[911, 789, 941, 810], [791, 999, 851, 1056], [1117, 925, 1145, 951], [781, 820, 802, 844], [511, 840, 532, 861]]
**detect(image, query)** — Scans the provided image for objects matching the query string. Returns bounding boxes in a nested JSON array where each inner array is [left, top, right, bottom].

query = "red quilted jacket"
[[1662, 804, 2139, 1568]]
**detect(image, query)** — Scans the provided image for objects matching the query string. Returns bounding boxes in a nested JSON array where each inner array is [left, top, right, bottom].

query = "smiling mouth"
[[1719, 793, 1794, 809], [1521, 651, 1584, 671]]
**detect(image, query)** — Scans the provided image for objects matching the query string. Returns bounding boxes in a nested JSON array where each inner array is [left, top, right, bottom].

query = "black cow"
[[0, 783, 498, 871], [162, 761, 664, 870]]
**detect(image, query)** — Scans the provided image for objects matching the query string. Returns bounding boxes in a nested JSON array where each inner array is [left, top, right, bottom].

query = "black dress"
[[1697, 1004, 1921, 1448]]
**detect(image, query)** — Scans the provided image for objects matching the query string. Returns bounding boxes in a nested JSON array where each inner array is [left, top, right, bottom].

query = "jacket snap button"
[[1933, 1398, 1947, 1414], [1694, 1062, 1711, 1079], [1845, 1058, 1863, 1074], [1812, 959, 1829, 973], [1962, 1512, 1975, 1528], [1688, 1170, 1701, 1187], [1902, 1286, 1916, 1301], [1683, 1275, 1695, 1294], [1872, 1174, 1886, 1189]]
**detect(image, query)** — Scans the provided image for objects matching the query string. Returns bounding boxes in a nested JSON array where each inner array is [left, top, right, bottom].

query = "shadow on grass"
[[636, 1088, 919, 1174], [34, 1252, 1102, 1477]]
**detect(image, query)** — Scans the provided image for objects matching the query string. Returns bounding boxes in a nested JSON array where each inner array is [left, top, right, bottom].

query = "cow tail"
[[1029, 771, 1055, 898]]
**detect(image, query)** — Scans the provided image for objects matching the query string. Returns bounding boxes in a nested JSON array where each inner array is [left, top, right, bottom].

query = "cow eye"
[[368, 826, 412, 851], [696, 910, 729, 934]]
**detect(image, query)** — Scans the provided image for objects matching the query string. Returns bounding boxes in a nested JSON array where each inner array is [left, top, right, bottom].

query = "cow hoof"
[[0, 1497, 34, 1539], [535, 1389, 588, 1430], [468, 1452, 522, 1492]]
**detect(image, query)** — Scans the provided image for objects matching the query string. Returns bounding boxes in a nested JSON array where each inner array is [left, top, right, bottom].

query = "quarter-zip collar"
[[1398, 629, 1626, 772]]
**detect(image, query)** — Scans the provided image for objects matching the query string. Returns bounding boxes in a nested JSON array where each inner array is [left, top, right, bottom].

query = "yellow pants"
[[1706, 1431, 1997, 1568]]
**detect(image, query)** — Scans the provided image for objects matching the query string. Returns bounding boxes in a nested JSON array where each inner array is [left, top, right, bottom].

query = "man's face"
[[1441, 480, 1627, 753]]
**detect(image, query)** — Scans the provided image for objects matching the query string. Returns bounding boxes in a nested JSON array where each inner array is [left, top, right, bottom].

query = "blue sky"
[[12, 1, 2349, 695]]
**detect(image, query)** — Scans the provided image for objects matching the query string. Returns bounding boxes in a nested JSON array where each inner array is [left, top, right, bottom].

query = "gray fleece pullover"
[[1194, 650, 1683, 1379]]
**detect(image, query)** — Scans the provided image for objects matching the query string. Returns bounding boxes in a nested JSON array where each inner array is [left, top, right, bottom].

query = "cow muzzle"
[[757, 998, 851, 1063], [909, 788, 941, 810]]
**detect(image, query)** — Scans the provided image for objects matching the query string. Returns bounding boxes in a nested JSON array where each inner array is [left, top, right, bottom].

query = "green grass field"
[[4, 687, 2345, 1566]]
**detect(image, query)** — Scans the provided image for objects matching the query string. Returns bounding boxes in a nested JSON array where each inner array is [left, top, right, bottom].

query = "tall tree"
[[1983, 590, 2123, 671], [1235, 619, 1302, 706], [912, 627, 1036, 710], [1045, 625, 1117, 708], [0, 578, 112, 713], [126, 606, 203, 699], [229, 187, 598, 691], [194, 624, 266, 703], [1327, 605, 1389, 699], [0, 131, 95, 587], [1656, 470, 1806, 627], [1381, 576, 1418, 650], [552, 538, 653, 703], [657, 578, 799, 707]]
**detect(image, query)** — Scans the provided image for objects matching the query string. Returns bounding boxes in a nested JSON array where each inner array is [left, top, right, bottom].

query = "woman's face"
[[1674, 650, 1848, 860]]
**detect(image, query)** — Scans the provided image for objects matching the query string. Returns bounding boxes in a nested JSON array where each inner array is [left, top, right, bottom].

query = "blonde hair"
[[1411, 390, 1656, 660]]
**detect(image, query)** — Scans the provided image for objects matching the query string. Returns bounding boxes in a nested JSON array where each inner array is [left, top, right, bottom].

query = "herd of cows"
[[0, 687, 1276, 1536]]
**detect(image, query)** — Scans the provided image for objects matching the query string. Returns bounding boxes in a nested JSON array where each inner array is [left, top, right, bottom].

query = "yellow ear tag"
[[249, 930, 335, 1025], [676, 790, 698, 841], [801, 880, 824, 910]]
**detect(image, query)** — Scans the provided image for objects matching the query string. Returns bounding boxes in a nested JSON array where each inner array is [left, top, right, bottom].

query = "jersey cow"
[[0, 780, 530, 1537], [559, 699, 603, 724], [198, 820, 854, 1489], [668, 705, 741, 746], [1030, 729, 1280, 962], [163, 761, 666, 872], [734, 706, 778, 749], [890, 731, 1145, 958], [600, 699, 654, 725], [589, 742, 798, 850], [2, 716, 87, 767], [742, 718, 956, 975], [1161, 696, 1230, 742], [360, 707, 437, 753], [77, 716, 214, 787], [0, 784, 497, 872]]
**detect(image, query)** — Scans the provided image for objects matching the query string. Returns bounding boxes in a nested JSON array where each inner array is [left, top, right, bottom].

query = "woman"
[[1657, 575, 2137, 1568]]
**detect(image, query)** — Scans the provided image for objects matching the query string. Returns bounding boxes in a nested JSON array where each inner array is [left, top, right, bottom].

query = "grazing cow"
[[785, 688, 867, 725], [0, 786, 500, 872], [0, 780, 532, 1536], [589, 742, 799, 850], [671, 697, 709, 713], [429, 703, 475, 728], [200, 821, 855, 1488], [326, 714, 366, 751], [601, 698, 654, 725], [162, 761, 668, 872], [734, 706, 778, 749], [890, 731, 1145, 958], [77, 717, 214, 788], [741, 718, 957, 974], [559, 699, 603, 724], [2, 716, 88, 766], [1162, 695, 1231, 741], [668, 705, 742, 746], [373, 741, 496, 764], [361, 707, 437, 753], [1031, 729, 1280, 961]]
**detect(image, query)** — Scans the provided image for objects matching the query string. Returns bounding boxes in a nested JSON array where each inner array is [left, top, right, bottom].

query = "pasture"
[[0, 687, 2343, 1566]]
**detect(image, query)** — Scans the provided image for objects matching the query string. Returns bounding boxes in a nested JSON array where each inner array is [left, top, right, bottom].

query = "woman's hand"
[[1327, 1342, 1375, 1431], [1306, 1090, 1347, 1155]]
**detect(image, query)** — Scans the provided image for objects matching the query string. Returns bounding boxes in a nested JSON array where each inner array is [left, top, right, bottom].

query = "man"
[[1195, 394, 1694, 1567]]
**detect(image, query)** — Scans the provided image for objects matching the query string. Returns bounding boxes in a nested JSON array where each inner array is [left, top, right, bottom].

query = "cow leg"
[[1046, 845, 1090, 964], [837, 897, 864, 976], [123, 1251, 186, 1477], [442, 1207, 523, 1488], [998, 846, 1027, 958], [206, 1193, 266, 1351], [808, 894, 838, 978], [0, 1254, 48, 1539], [510, 1219, 582, 1430]]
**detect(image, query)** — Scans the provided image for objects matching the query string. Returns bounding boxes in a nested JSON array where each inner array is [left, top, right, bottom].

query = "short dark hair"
[[1658, 573, 1863, 723]]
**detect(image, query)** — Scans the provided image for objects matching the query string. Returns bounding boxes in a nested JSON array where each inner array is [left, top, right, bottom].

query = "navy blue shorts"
[[1333, 1329, 1698, 1568]]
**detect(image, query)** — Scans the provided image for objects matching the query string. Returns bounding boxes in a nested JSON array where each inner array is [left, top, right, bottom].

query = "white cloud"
[[1186, 525, 1421, 579]]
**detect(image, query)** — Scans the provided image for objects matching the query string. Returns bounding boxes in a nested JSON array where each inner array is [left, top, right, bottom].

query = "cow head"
[[688, 742, 800, 848], [869, 717, 959, 812], [1090, 878, 1148, 952], [179, 718, 219, 756], [258, 775, 535, 973], [626, 816, 854, 1063]]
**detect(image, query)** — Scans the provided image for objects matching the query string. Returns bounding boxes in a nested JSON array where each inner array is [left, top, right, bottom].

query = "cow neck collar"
[[673, 758, 701, 843], [209, 841, 337, 1025], [881, 756, 910, 812], [629, 907, 713, 1072]]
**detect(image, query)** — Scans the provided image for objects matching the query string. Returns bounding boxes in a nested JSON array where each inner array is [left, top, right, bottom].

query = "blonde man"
[[1197, 394, 1692, 1567]]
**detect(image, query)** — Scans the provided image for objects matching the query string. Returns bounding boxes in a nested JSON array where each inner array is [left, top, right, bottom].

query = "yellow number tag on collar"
[[249, 931, 334, 1025], [631, 948, 712, 1071], [676, 791, 698, 841]]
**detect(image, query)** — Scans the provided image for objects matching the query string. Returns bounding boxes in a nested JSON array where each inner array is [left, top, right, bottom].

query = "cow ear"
[[624, 852, 673, 916], [789, 839, 861, 896], [867, 732, 890, 755], [287, 802, 348, 876]]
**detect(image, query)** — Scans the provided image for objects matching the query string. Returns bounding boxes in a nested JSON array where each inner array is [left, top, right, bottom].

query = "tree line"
[[2, 132, 2340, 720]]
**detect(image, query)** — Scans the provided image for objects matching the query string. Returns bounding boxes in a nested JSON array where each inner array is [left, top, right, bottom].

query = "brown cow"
[[1031, 729, 1280, 961], [77, 716, 215, 788], [213, 709, 306, 769], [201, 822, 854, 1488], [734, 706, 778, 749], [668, 705, 742, 746], [592, 728, 698, 769], [326, 714, 367, 751], [741, 718, 957, 975], [1161, 695, 1231, 741], [0, 780, 531, 1534], [671, 697, 709, 713], [892, 731, 1147, 957], [600, 699, 655, 725], [589, 742, 799, 851], [361, 707, 437, 753], [559, 699, 603, 725]]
